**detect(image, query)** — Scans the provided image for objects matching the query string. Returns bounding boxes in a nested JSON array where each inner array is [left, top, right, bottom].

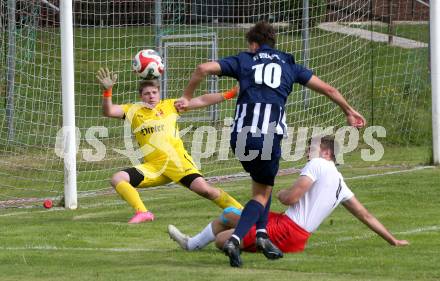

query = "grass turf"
[[0, 165, 439, 281]]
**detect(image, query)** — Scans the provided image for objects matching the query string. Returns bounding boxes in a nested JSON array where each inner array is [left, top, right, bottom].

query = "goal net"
[[0, 0, 431, 208]]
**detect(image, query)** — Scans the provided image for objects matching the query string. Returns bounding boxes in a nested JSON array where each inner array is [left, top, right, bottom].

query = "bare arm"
[[182, 61, 222, 100], [342, 196, 409, 246], [96, 68, 125, 119], [102, 98, 124, 119], [185, 93, 225, 110], [277, 176, 314, 206], [176, 86, 238, 112], [305, 75, 366, 128]]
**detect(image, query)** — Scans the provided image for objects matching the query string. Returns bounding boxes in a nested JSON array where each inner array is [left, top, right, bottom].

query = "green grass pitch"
[[0, 164, 439, 281]]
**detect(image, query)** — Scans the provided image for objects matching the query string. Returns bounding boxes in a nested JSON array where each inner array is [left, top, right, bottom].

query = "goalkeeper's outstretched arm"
[[175, 86, 237, 112], [96, 68, 124, 119]]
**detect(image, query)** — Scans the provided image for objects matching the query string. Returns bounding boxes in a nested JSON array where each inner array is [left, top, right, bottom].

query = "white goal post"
[[60, 0, 77, 209], [430, 1, 440, 165]]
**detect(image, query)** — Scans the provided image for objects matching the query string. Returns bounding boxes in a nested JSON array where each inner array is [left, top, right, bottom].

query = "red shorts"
[[242, 212, 311, 253]]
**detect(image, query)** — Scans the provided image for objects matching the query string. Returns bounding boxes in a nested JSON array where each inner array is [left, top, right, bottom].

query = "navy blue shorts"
[[230, 132, 282, 186]]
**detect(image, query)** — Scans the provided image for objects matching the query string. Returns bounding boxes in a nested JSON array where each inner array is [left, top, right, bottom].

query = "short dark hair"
[[320, 136, 337, 162], [138, 79, 160, 95], [307, 135, 338, 162], [245, 21, 276, 48]]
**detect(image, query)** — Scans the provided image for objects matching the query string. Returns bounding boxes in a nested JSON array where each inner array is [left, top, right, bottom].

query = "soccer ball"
[[132, 49, 164, 79]]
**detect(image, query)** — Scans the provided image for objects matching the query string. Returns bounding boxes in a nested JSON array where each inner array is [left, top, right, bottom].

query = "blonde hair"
[[138, 79, 160, 95]]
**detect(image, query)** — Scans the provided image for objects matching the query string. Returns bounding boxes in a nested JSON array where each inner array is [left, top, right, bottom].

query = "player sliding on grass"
[[97, 69, 242, 224], [176, 21, 367, 267], [168, 136, 409, 264]]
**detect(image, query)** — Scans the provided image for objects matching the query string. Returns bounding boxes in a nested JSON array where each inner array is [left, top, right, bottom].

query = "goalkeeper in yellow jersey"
[[97, 68, 242, 224]]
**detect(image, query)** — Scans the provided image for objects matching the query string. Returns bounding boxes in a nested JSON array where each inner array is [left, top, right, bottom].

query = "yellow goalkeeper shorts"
[[129, 151, 201, 188]]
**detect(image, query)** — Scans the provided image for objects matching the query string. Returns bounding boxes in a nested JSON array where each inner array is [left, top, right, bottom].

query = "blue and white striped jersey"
[[231, 103, 286, 135], [218, 44, 313, 135]]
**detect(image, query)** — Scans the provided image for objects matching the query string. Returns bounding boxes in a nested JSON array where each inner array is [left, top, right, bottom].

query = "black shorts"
[[122, 167, 202, 188], [230, 132, 282, 186]]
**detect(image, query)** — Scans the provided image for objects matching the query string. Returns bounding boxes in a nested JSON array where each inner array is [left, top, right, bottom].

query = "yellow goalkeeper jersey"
[[121, 99, 186, 163]]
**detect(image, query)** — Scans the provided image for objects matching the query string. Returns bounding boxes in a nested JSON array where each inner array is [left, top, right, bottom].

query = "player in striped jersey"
[[178, 21, 366, 267]]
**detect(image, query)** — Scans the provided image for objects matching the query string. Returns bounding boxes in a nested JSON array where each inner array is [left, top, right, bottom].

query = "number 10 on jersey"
[[252, 63, 282, 88]]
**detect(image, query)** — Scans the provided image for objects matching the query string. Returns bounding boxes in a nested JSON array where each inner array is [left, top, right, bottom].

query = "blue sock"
[[231, 200, 264, 242], [255, 193, 271, 235]]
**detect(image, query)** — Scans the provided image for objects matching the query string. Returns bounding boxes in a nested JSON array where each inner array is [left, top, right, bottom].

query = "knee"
[[111, 171, 130, 188], [220, 207, 242, 227]]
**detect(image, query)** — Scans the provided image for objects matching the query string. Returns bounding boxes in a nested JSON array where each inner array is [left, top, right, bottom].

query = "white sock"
[[187, 222, 215, 251]]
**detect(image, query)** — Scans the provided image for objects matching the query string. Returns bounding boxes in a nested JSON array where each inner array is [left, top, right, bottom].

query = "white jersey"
[[285, 158, 354, 233]]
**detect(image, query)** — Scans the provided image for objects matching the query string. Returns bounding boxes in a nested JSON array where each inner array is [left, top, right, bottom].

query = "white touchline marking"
[[0, 245, 171, 253], [0, 166, 436, 217], [1, 226, 438, 253], [0, 202, 126, 217], [72, 210, 122, 220], [396, 225, 440, 234], [345, 166, 435, 180], [308, 225, 440, 248], [0, 207, 65, 217], [0, 195, 176, 217]]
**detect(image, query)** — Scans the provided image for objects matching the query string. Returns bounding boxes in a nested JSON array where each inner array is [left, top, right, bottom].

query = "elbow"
[[277, 193, 298, 206], [285, 197, 300, 206], [279, 198, 291, 206], [102, 108, 111, 117], [196, 61, 219, 76], [196, 64, 210, 76]]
